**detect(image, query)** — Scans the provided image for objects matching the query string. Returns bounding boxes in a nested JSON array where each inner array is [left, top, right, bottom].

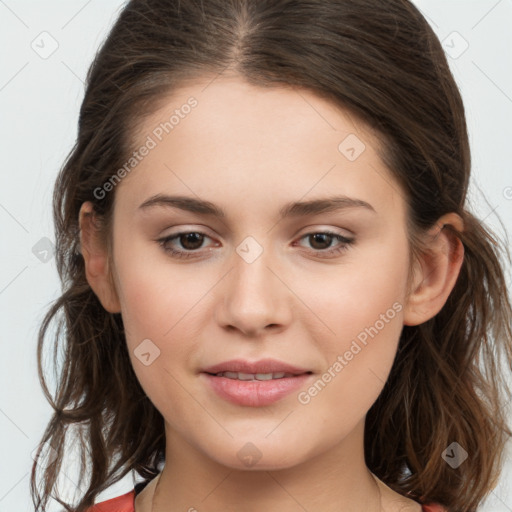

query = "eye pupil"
[[310, 233, 332, 250], [180, 233, 204, 250]]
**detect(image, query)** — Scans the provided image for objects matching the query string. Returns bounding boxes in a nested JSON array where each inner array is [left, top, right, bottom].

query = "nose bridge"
[[216, 235, 290, 335]]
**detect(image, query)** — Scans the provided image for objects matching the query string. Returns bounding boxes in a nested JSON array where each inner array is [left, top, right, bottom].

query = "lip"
[[200, 358, 313, 407], [201, 358, 311, 375]]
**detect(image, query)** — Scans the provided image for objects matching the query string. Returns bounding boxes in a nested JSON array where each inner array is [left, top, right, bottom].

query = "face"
[[107, 75, 412, 470]]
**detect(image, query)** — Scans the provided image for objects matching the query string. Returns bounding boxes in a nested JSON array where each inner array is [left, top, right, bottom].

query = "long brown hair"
[[31, 1, 512, 511]]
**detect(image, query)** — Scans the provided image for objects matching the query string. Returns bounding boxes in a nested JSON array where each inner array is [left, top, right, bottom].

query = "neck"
[[150, 420, 383, 512]]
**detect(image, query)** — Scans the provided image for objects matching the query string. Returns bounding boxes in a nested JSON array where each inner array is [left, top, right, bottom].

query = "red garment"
[[86, 489, 448, 511]]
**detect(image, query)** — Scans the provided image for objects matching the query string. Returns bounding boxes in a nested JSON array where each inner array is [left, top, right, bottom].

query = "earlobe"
[[403, 213, 464, 327], [79, 202, 121, 314]]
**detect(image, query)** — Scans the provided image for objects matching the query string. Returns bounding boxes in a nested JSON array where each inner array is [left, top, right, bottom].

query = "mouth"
[[200, 358, 314, 407], [206, 371, 311, 381], [201, 358, 312, 376]]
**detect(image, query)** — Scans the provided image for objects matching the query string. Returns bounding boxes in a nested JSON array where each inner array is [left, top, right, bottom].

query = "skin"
[[79, 75, 464, 512]]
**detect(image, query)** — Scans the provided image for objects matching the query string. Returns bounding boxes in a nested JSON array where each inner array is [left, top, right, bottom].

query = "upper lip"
[[202, 358, 312, 375]]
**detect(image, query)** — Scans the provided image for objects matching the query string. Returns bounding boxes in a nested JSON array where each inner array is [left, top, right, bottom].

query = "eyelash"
[[157, 230, 354, 260]]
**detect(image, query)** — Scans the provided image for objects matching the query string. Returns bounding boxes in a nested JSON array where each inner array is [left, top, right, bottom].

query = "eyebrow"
[[138, 194, 377, 218]]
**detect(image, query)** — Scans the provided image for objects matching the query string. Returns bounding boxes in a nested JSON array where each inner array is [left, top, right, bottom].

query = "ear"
[[78, 202, 121, 313], [403, 212, 464, 326]]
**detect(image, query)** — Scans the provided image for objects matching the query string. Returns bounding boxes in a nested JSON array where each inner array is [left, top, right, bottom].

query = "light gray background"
[[0, 1, 511, 510]]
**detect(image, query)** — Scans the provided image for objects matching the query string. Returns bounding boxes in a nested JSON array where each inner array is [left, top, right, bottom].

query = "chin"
[[205, 439, 310, 472]]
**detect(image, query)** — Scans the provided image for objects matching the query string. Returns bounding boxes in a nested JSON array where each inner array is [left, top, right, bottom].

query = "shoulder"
[[393, 502, 447, 512], [422, 504, 448, 512], [84, 489, 135, 512], [373, 476, 447, 512]]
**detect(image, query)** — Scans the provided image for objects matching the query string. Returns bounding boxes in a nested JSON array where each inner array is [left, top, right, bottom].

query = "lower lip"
[[201, 373, 313, 407]]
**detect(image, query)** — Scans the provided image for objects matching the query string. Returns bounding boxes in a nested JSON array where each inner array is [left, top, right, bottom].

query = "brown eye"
[[295, 231, 355, 258], [308, 233, 335, 250], [158, 231, 215, 259], [177, 232, 205, 250]]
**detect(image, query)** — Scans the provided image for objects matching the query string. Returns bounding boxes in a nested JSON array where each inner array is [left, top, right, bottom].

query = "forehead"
[[115, 75, 405, 223], [133, 74, 376, 152]]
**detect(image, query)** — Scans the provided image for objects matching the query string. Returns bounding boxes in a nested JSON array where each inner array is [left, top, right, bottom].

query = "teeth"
[[216, 371, 292, 380], [238, 372, 255, 381]]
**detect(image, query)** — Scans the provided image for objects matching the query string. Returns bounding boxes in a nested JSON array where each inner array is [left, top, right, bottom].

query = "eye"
[[294, 230, 354, 258], [158, 231, 216, 259]]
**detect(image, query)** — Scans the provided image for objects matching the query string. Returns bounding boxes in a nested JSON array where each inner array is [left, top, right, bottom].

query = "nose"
[[214, 243, 292, 338]]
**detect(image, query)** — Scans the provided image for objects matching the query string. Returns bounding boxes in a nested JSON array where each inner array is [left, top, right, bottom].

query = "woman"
[[31, 1, 512, 511]]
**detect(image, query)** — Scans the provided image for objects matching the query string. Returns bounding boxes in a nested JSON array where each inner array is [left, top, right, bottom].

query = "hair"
[[31, 1, 512, 511]]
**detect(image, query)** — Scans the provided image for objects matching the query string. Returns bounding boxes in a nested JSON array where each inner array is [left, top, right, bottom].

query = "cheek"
[[300, 236, 408, 400], [305, 235, 408, 342], [113, 247, 225, 399], [113, 237, 206, 340], [113, 253, 207, 412]]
